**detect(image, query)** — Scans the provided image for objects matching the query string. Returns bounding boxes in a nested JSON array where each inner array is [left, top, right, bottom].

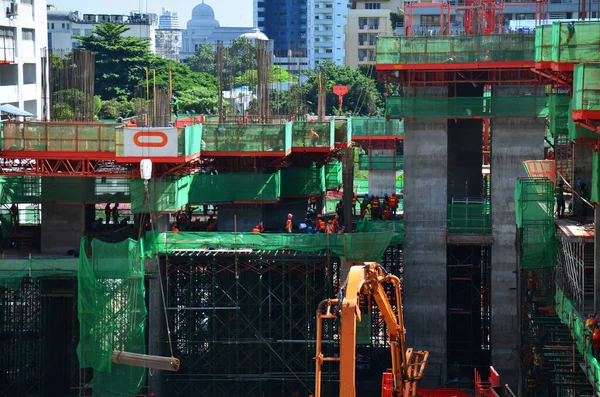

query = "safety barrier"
[[351, 117, 403, 138], [447, 200, 492, 234], [291, 121, 334, 150], [201, 123, 292, 155], [551, 21, 600, 64], [573, 62, 600, 119]]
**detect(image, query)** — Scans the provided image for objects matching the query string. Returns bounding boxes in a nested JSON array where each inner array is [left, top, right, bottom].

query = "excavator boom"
[[314, 262, 429, 397]]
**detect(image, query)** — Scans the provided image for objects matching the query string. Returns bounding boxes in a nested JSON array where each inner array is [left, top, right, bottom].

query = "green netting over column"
[[291, 121, 334, 149], [548, 94, 570, 136], [535, 24, 553, 62], [555, 284, 600, 391], [573, 63, 600, 113], [351, 117, 403, 138], [144, 231, 395, 263], [551, 21, 600, 63], [77, 237, 146, 397], [358, 155, 403, 171], [188, 172, 281, 203], [386, 96, 548, 119], [201, 123, 292, 154], [130, 176, 191, 213], [592, 152, 600, 203], [280, 165, 325, 196], [514, 178, 556, 269], [325, 161, 342, 189], [447, 201, 491, 234], [0, 257, 78, 290]]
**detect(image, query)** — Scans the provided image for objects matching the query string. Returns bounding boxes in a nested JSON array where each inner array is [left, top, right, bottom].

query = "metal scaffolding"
[[556, 228, 594, 314]]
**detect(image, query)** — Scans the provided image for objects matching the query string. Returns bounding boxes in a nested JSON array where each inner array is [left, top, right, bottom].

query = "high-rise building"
[[254, 0, 308, 58], [0, 0, 49, 118], [156, 8, 182, 61], [344, 0, 401, 67], [307, 0, 348, 67]]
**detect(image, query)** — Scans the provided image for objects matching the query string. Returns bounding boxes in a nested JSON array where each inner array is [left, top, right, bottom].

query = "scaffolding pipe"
[[111, 351, 180, 372]]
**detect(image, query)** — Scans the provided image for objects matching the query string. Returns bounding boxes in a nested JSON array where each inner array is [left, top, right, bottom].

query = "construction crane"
[[314, 262, 429, 397]]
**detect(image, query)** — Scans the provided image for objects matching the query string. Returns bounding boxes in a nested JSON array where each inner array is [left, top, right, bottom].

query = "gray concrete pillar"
[[573, 145, 593, 217], [147, 257, 167, 396], [367, 149, 396, 196], [41, 203, 85, 255], [490, 116, 544, 389], [403, 117, 448, 386]]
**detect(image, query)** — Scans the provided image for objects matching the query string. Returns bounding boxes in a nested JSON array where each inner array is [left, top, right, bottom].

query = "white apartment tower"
[[0, 0, 48, 118], [308, 0, 348, 68], [156, 8, 181, 61]]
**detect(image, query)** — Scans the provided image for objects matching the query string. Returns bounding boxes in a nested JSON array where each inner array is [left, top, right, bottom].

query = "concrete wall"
[[491, 115, 544, 389], [41, 203, 85, 255], [404, 116, 448, 386]]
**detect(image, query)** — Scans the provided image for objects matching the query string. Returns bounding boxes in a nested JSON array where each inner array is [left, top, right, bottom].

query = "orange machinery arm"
[[315, 262, 429, 397]]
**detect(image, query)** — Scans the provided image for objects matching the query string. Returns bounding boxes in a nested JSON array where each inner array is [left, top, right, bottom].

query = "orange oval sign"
[[133, 131, 168, 148]]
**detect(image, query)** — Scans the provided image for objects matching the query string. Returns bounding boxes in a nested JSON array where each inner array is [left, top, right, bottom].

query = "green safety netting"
[[144, 231, 396, 263], [115, 125, 202, 158], [201, 123, 292, 153], [351, 117, 403, 137], [355, 220, 404, 245], [335, 119, 352, 146], [188, 172, 281, 203], [514, 178, 556, 269], [325, 161, 342, 190], [568, 101, 600, 142], [447, 202, 491, 234], [548, 94, 571, 136], [77, 237, 146, 397], [0, 257, 78, 290], [535, 24, 553, 63], [551, 21, 600, 63], [291, 121, 334, 149], [0, 176, 130, 204], [2, 122, 118, 152], [555, 284, 600, 391], [592, 152, 600, 203], [386, 96, 548, 119], [376, 34, 535, 64], [573, 63, 600, 113], [358, 155, 403, 171], [130, 176, 191, 213], [280, 165, 325, 196]]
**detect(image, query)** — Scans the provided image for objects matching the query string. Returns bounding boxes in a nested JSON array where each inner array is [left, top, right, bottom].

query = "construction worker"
[[336, 199, 344, 223], [555, 180, 566, 219], [316, 214, 326, 233], [332, 214, 341, 233], [170, 224, 180, 232], [382, 205, 392, 220], [389, 192, 399, 219], [207, 219, 217, 232], [577, 179, 590, 218], [309, 195, 318, 211], [309, 129, 319, 147], [352, 194, 358, 216], [112, 203, 120, 225], [364, 204, 372, 221], [383, 194, 390, 207], [285, 213, 293, 233], [591, 320, 600, 360], [104, 203, 112, 224], [527, 270, 538, 304], [251, 222, 264, 233], [371, 195, 381, 219], [586, 313, 598, 328], [531, 347, 542, 383], [325, 219, 334, 234], [172, 96, 179, 119]]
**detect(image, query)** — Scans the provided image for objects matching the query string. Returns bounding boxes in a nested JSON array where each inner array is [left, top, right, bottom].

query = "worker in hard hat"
[[336, 199, 344, 224], [172, 96, 179, 119], [526, 270, 538, 304], [531, 347, 542, 383], [364, 204, 372, 221], [325, 219, 334, 234], [389, 192, 399, 219], [316, 214, 326, 233], [332, 214, 341, 233], [112, 203, 120, 226], [352, 194, 357, 216], [371, 195, 381, 219], [252, 222, 264, 233], [309, 129, 319, 147], [285, 213, 293, 233], [591, 320, 600, 360], [555, 180, 566, 219]]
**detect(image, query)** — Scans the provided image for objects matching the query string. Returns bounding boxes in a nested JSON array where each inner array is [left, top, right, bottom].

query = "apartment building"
[[307, 0, 348, 67], [0, 0, 48, 118], [345, 0, 401, 67]]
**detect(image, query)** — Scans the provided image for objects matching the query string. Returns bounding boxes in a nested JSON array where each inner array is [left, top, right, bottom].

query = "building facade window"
[[22, 28, 35, 41], [365, 3, 381, 9], [21, 0, 33, 4]]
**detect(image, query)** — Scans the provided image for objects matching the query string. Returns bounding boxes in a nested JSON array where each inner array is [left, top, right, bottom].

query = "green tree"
[[390, 10, 404, 31], [234, 65, 294, 87], [148, 56, 218, 96], [76, 22, 151, 99], [177, 86, 219, 114], [186, 43, 216, 75]]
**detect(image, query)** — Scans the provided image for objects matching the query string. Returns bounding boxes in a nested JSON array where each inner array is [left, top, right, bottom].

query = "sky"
[[50, 0, 254, 28]]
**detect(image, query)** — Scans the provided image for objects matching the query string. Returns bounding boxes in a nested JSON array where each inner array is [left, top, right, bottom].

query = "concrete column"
[[491, 116, 544, 389], [403, 117, 448, 386], [573, 145, 593, 217], [147, 257, 167, 396], [368, 149, 396, 196], [41, 203, 85, 255]]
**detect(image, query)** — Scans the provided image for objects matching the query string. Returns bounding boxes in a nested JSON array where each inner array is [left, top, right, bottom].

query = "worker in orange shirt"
[[352, 194, 358, 216], [316, 214, 326, 233], [371, 195, 381, 219], [325, 220, 334, 234], [382, 206, 392, 220], [207, 219, 217, 232], [285, 213, 293, 233], [389, 192, 399, 219], [331, 215, 340, 233], [591, 320, 600, 360], [252, 222, 264, 233], [309, 129, 319, 147]]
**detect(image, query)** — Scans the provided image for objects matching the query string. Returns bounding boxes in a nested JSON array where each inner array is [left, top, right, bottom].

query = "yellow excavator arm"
[[314, 262, 429, 397]]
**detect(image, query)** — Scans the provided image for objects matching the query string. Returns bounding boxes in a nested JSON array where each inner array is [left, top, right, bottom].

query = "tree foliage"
[[390, 11, 404, 31], [234, 66, 294, 87]]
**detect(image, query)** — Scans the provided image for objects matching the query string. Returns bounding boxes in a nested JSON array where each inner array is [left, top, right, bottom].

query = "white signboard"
[[123, 127, 178, 157]]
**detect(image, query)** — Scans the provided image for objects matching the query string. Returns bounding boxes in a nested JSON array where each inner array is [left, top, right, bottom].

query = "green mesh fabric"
[[376, 34, 535, 64], [573, 63, 600, 112], [335, 119, 352, 146], [130, 176, 191, 213], [355, 220, 404, 245], [358, 155, 403, 171], [115, 125, 202, 157], [351, 117, 403, 137], [201, 123, 292, 154], [2, 122, 118, 152], [77, 238, 147, 397], [551, 21, 600, 63], [514, 178, 556, 269], [0, 177, 130, 204], [386, 96, 548, 118], [592, 152, 600, 203], [280, 165, 325, 196], [0, 257, 78, 290], [291, 121, 334, 149], [548, 94, 570, 136], [535, 25, 553, 62], [324, 161, 342, 190], [555, 284, 600, 391], [188, 173, 281, 203], [568, 101, 600, 142], [144, 231, 395, 263], [447, 202, 492, 234]]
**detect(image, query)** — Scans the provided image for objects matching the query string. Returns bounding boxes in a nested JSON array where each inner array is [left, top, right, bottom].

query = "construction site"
[[1, 0, 600, 396]]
